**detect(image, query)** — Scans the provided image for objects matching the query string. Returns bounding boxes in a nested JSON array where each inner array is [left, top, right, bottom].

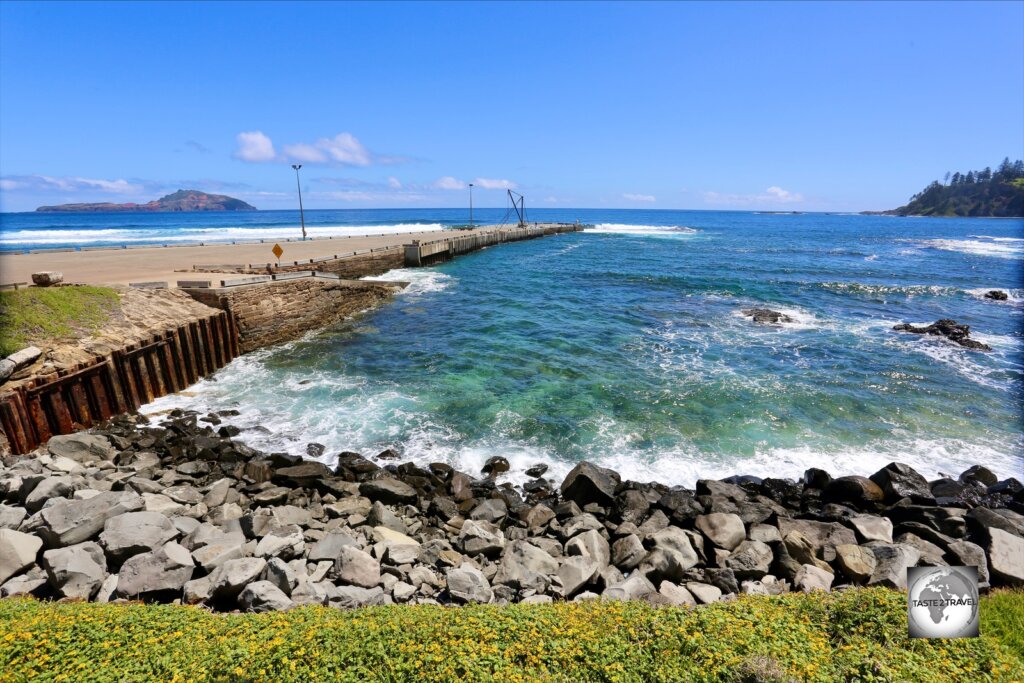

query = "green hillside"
[[884, 157, 1024, 217]]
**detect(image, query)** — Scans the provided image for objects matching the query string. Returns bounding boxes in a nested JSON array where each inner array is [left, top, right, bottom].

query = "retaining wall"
[[185, 276, 403, 353], [0, 310, 237, 454]]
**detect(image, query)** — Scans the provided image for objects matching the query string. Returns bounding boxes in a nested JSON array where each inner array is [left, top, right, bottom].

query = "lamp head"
[[292, 164, 302, 171]]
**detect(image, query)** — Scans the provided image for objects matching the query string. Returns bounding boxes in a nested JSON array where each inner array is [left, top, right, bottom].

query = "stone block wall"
[[189, 278, 399, 353], [238, 250, 404, 280]]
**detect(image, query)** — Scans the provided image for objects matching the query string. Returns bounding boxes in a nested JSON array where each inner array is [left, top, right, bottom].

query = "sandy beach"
[[0, 225, 504, 287]]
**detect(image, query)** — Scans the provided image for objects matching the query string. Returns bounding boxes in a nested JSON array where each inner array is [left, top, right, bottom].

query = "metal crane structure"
[[499, 189, 527, 228]]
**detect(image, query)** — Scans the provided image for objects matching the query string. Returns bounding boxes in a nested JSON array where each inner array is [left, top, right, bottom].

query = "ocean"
[[3, 209, 1022, 486]]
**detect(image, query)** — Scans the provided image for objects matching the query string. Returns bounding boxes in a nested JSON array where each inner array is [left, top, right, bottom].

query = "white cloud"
[[239, 131, 376, 166], [387, 176, 402, 189], [234, 131, 276, 162], [0, 174, 145, 194], [314, 133, 372, 166], [433, 176, 466, 190], [472, 177, 517, 190], [280, 142, 328, 164], [622, 193, 656, 202], [312, 190, 428, 203], [701, 186, 805, 206], [764, 186, 801, 202]]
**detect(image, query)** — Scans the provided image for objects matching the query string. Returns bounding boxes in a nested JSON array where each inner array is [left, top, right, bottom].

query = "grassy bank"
[[1, 588, 1021, 683], [0, 285, 119, 356]]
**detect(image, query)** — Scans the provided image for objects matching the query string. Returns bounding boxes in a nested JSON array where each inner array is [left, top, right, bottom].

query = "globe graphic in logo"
[[907, 566, 979, 639]]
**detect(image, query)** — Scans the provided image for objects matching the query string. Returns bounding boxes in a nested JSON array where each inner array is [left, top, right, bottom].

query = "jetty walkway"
[[0, 223, 584, 288]]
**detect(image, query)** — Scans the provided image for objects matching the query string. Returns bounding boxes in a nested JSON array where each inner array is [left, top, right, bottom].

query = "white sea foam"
[[586, 223, 698, 236], [966, 288, 1024, 304], [365, 268, 455, 296], [0, 223, 447, 246], [915, 237, 1024, 259], [138, 378, 1024, 487], [968, 235, 1024, 242], [886, 331, 1023, 392], [730, 305, 828, 331]]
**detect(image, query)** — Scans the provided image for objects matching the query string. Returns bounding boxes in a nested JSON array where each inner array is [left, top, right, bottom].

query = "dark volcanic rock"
[[5, 407, 1023, 614], [359, 478, 418, 505], [983, 290, 1008, 301], [560, 461, 620, 507], [481, 456, 510, 477], [960, 465, 998, 488], [892, 319, 992, 351], [741, 308, 793, 324], [869, 462, 935, 504], [823, 476, 885, 508], [525, 464, 549, 478]]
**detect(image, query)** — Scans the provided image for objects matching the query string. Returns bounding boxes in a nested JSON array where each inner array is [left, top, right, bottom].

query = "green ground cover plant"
[[0, 285, 119, 356], [0, 588, 1020, 683]]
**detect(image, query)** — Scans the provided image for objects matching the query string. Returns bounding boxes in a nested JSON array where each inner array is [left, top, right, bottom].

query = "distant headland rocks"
[[36, 190, 257, 213]]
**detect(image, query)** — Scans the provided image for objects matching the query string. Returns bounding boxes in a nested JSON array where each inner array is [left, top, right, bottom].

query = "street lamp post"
[[292, 164, 307, 240], [469, 183, 474, 226]]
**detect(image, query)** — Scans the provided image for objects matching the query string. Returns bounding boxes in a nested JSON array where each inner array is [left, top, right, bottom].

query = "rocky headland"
[[1, 411, 1021, 613], [36, 190, 256, 213]]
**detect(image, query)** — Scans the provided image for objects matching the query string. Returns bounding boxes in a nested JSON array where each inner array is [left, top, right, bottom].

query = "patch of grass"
[[982, 589, 1024, 662], [0, 285, 120, 356], [0, 588, 1020, 683]]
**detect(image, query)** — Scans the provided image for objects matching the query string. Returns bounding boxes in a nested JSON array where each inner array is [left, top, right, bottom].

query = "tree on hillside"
[[888, 158, 1024, 217]]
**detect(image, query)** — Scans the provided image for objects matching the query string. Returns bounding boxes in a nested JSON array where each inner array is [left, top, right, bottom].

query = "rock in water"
[[741, 308, 794, 324], [983, 290, 1008, 301], [892, 319, 992, 351]]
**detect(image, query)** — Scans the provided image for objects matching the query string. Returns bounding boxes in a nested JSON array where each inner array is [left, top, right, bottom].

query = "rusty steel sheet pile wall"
[[0, 311, 238, 455]]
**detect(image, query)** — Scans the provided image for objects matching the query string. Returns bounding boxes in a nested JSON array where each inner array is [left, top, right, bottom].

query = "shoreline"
[[0, 223, 525, 287], [1, 409, 1020, 612]]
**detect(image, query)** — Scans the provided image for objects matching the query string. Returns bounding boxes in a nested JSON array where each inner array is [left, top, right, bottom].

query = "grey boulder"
[[695, 513, 747, 551], [117, 542, 195, 597], [724, 540, 773, 579], [239, 580, 295, 612], [99, 511, 178, 564], [39, 491, 144, 547], [334, 546, 381, 588], [494, 540, 559, 591], [0, 528, 43, 584], [445, 564, 493, 603], [42, 541, 107, 600], [210, 558, 268, 600], [359, 478, 417, 505], [987, 528, 1024, 585]]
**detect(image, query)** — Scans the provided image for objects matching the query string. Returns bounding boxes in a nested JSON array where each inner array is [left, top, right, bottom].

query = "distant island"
[[865, 158, 1024, 217], [36, 189, 257, 213]]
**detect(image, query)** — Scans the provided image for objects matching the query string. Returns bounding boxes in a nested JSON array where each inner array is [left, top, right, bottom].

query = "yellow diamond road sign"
[[272, 243, 284, 259]]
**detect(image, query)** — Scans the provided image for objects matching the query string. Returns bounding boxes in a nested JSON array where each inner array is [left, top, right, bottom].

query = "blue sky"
[[1, 1, 1021, 212]]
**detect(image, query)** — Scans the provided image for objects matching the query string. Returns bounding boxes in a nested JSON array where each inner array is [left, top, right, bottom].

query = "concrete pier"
[[403, 223, 583, 267]]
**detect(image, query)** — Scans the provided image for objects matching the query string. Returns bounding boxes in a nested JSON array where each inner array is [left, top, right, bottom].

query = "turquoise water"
[[143, 211, 1023, 485]]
